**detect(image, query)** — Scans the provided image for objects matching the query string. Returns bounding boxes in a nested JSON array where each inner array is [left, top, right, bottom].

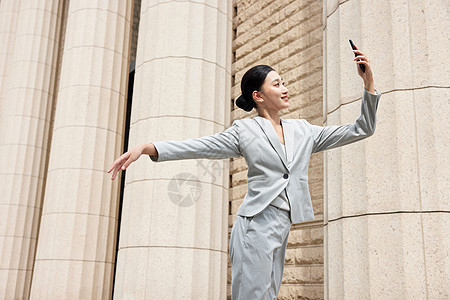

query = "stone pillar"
[[0, 0, 20, 121], [113, 1, 232, 299], [29, 1, 133, 299], [0, 1, 63, 299], [323, 0, 449, 298]]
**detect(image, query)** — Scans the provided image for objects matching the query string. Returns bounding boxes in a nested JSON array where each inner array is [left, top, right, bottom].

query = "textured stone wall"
[[323, 0, 449, 298], [229, 0, 324, 299], [130, 0, 141, 63]]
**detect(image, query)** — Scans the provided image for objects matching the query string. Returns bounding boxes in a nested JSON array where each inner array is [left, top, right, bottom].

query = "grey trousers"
[[229, 204, 292, 300]]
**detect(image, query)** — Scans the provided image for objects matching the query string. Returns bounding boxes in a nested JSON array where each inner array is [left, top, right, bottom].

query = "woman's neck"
[[257, 109, 281, 127]]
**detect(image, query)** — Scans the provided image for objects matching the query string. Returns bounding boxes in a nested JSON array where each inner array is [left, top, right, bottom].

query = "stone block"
[[283, 1, 299, 19], [114, 247, 227, 299], [64, 8, 128, 53], [285, 245, 323, 265], [140, 2, 228, 68], [289, 6, 310, 29], [422, 212, 450, 299], [119, 180, 228, 251], [231, 169, 248, 186], [0, 269, 31, 300], [230, 198, 244, 215], [236, 41, 253, 59], [230, 156, 247, 174], [412, 88, 450, 211], [229, 184, 247, 201], [130, 61, 229, 126], [304, 13, 322, 33], [326, 214, 428, 298], [283, 265, 310, 284], [278, 283, 324, 300], [34, 212, 116, 262], [325, 90, 435, 220], [31, 259, 113, 299]]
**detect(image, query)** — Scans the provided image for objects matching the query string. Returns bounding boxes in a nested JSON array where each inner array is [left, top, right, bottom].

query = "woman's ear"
[[252, 90, 263, 104]]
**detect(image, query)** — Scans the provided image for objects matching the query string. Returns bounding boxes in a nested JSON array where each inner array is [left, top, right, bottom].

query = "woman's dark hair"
[[235, 65, 274, 112]]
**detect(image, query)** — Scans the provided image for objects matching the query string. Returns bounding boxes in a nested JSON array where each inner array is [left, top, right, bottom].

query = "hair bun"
[[235, 95, 255, 112]]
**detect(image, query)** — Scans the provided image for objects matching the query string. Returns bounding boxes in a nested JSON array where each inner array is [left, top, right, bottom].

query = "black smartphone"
[[349, 40, 365, 73]]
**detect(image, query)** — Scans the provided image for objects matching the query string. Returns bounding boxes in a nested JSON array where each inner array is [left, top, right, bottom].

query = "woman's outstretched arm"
[[107, 121, 241, 180], [149, 121, 240, 163]]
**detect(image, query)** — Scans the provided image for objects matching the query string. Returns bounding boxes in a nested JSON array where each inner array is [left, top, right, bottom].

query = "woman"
[[108, 45, 380, 299]]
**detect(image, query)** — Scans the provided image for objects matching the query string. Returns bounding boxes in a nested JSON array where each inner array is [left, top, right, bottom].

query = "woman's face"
[[255, 70, 289, 112]]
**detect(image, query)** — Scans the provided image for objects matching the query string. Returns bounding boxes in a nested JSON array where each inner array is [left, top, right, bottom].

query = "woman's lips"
[[282, 96, 288, 101]]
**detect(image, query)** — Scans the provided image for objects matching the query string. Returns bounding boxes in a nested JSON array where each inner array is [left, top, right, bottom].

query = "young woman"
[[108, 45, 381, 299]]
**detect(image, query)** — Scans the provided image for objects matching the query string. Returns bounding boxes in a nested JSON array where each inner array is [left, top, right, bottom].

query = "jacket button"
[[283, 173, 289, 179]]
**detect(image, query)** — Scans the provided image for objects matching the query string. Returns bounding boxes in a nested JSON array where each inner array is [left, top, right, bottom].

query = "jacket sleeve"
[[149, 120, 241, 162], [307, 88, 381, 153]]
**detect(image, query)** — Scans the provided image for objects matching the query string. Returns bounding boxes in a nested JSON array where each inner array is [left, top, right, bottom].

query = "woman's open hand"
[[352, 44, 375, 94], [107, 145, 143, 180]]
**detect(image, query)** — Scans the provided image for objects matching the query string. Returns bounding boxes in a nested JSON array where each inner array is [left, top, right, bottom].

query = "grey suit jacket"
[[150, 89, 381, 224]]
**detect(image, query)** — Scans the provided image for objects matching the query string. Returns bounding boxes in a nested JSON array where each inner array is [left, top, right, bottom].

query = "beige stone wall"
[[229, 0, 324, 299], [130, 0, 141, 63], [323, 0, 449, 298]]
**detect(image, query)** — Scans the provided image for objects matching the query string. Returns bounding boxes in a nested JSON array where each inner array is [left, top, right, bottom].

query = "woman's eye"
[[274, 83, 279, 86]]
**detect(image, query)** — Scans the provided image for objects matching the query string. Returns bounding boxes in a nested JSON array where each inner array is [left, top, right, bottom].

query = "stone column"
[[29, 1, 133, 299], [0, 0, 20, 121], [0, 1, 63, 299], [113, 1, 232, 299], [323, 0, 449, 298]]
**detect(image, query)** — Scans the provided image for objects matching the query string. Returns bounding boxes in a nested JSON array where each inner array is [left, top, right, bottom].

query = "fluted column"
[[0, 1, 63, 298], [29, 1, 133, 299], [323, 0, 449, 298], [0, 0, 20, 121], [113, 1, 232, 298]]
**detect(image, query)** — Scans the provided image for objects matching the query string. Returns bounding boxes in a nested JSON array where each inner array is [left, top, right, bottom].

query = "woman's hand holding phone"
[[349, 40, 375, 94]]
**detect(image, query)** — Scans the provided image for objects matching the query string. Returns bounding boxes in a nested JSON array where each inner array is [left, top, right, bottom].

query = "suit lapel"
[[253, 116, 292, 170]]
